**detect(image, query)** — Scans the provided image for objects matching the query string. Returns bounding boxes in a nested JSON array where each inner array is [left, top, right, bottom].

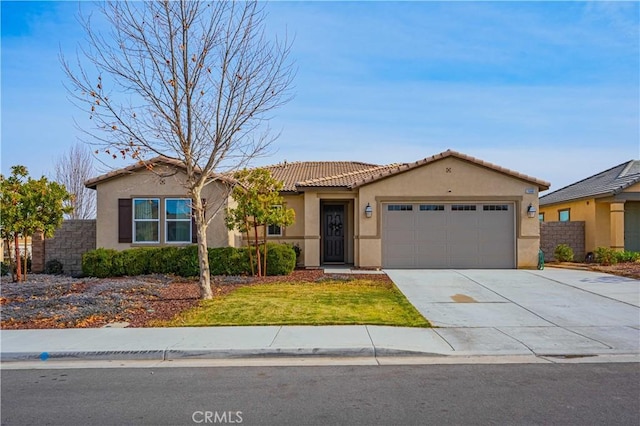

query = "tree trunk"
[[262, 224, 268, 276], [244, 218, 254, 276], [192, 194, 213, 300], [5, 237, 16, 282], [23, 235, 28, 281], [253, 221, 262, 277], [14, 234, 21, 282]]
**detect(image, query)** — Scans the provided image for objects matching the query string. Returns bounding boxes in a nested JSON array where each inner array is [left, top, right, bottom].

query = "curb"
[[0, 347, 452, 362]]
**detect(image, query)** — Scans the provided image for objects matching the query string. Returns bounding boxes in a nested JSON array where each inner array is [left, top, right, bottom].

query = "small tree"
[[61, 1, 294, 299], [226, 168, 294, 276], [54, 143, 96, 219], [0, 166, 72, 282], [0, 166, 26, 282]]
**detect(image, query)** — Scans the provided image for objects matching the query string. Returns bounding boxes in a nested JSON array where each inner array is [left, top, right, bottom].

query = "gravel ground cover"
[[0, 270, 390, 329]]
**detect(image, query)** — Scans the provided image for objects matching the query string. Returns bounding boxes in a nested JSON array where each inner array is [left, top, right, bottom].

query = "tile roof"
[[84, 155, 232, 189], [350, 150, 550, 190], [85, 150, 551, 193], [263, 150, 550, 191], [262, 161, 385, 191], [540, 160, 640, 206]]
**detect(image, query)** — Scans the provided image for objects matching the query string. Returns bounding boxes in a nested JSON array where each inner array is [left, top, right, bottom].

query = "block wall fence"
[[540, 221, 585, 262], [32, 220, 96, 276]]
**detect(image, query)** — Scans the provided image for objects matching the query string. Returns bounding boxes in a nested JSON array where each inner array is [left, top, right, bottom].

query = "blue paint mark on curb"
[[40, 352, 49, 361]]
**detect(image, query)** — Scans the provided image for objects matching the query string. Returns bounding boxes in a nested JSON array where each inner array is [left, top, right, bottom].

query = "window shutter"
[[118, 198, 133, 243], [191, 198, 206, 243]]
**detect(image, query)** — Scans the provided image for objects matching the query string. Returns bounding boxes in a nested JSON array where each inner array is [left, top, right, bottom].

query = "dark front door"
[[323, 204, 345, 263]]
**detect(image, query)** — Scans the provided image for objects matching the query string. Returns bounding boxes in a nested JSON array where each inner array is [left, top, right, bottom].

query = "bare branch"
[[54, 143, 97, 219], [61, 0, 295, 299]]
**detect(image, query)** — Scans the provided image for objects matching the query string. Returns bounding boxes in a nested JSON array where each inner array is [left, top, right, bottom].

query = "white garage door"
[[382, 203, 515, 269]]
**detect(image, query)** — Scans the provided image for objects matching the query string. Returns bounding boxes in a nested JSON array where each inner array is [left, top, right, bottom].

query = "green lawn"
[[160, 279, 430, 327]]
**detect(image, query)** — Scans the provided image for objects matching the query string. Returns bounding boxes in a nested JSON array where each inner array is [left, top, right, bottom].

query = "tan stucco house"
[[86, 149, 550, 269], [85, 157, 235, 251], [539, 160, 640, 253]]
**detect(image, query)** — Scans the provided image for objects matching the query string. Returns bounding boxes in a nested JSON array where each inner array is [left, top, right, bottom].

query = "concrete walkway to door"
[[385, 268, 640, 357]]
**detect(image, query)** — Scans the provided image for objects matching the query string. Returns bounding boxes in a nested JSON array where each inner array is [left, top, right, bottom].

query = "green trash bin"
[[538, 249, 545, 270]]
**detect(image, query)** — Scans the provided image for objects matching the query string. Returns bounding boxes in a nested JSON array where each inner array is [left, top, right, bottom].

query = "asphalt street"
[[2, 363, 639, 425]]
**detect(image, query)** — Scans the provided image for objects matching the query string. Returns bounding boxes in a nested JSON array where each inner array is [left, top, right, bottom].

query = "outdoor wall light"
[[364, 203, 373, 218], [527, 203, 537, 218]]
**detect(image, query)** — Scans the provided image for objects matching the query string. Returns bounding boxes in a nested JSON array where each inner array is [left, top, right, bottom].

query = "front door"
[[323, 204, 345, 263]]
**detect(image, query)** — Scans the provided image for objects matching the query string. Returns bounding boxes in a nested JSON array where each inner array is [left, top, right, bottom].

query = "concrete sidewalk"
[[2, 322, 638, 363], [2, 268, 639, 364]]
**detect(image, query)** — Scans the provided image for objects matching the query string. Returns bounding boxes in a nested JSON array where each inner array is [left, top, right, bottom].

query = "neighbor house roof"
[[540, 160, 640, 206]]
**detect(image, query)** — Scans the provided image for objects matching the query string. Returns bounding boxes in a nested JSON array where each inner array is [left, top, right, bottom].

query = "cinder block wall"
[[43, 220, 97, 276], [540, 221, 585, 262]]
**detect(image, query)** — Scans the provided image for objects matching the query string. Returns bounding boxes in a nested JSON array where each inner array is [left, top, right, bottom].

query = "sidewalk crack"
[[268, 326, 283, 348], [364, 326, 380, 365]]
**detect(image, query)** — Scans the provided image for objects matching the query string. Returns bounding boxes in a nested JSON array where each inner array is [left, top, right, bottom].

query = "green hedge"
[[82, 248, 119, 278], [594, 247, 640, 265], [81, 244, 296, 278]]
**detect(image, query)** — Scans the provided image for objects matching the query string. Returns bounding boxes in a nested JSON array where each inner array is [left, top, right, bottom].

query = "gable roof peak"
[[350, 149, 550, 190]]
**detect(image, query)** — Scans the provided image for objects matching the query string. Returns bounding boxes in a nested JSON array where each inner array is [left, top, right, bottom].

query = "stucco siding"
[[623, 182, 640, 193], [356, 157, 541, 268], [95, 166, 230, 250]]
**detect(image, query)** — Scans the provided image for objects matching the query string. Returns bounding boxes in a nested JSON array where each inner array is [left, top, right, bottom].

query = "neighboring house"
[[539, 160, 640, 253], [86, 149, 549, 269]]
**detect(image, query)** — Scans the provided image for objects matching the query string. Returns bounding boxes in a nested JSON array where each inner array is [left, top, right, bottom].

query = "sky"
[[1, 1, 638, 194]]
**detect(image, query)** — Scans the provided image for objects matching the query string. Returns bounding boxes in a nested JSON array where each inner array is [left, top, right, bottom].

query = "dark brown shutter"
[[191, 198, 206, 243], [118, 198, 133, 243]]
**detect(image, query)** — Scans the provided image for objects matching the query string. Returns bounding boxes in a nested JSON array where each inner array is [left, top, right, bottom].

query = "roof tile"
[[540, 160, 640, 205]]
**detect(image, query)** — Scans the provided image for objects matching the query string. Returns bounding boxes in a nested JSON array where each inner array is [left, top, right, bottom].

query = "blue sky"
[[1, 1, 638, 193]]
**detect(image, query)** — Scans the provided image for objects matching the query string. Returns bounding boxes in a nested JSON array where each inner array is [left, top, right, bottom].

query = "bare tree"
[[54, 143, 96, 219], [61, 1, 294, 299]]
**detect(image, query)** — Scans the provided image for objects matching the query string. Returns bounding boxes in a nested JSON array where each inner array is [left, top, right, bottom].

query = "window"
[[452, 204, 476, 211], [559, 209, 570, 222], [539, 213, 545, 222], [483, 205, 509, 211], [420, 204, 444, 211], [387, 204, 413, 211], [165, 198, 192, 243], [267, 205, 282, 236], [133, 198, 159, 243]]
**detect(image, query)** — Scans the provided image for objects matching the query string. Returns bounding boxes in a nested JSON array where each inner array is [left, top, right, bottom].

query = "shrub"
[[44, 259, 64, 275], [554, 244, 574, 262], [263, 243, 296, 276], [0, 262, 9, 276], [120, 247, 154, 276], [615, 250, 640, 263], [594, 247, 618, 266], [22, 255, 32, 273], [176, 245, 200, 277], [148, 246, 181, 274], [209, 246, 251, 276], [82, 248, 119, 278]]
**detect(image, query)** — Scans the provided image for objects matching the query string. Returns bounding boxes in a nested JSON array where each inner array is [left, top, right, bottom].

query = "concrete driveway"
[[385, 268, 640, 356]]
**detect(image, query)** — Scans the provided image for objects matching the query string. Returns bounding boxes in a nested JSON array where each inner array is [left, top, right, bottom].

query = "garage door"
[[382, 203, 515, 268], [625, 201, 640, 252]]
